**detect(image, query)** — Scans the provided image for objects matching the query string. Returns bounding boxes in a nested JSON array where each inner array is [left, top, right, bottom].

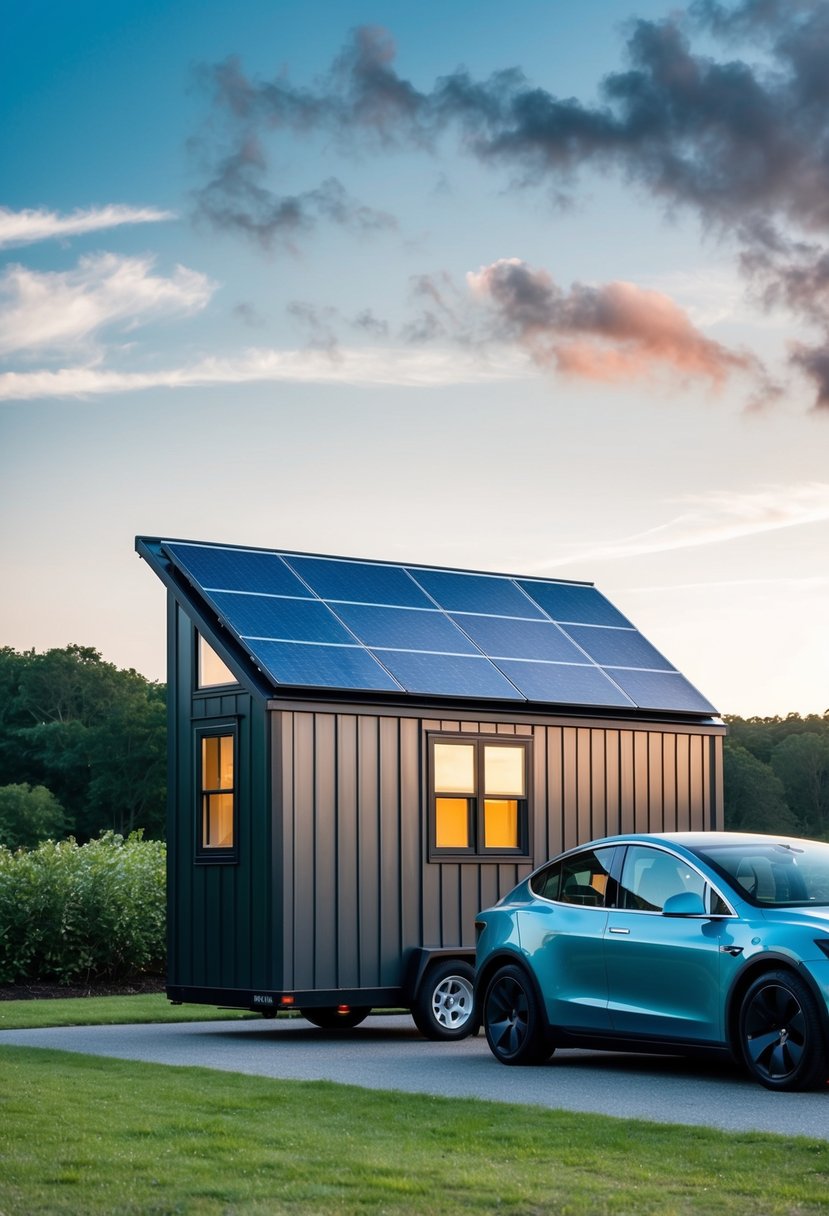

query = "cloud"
[[0, 254, 214, 357], [0, 204, 175, 249], [466, 258, 756, 385], [0, 345, 531, 401], [193, 134, 395, 250], [197, 11, 829, 407], [531, 482, 829, 568]]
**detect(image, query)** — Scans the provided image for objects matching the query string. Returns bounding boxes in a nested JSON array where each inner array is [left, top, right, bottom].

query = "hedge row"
[[0, 833, 165, 985]]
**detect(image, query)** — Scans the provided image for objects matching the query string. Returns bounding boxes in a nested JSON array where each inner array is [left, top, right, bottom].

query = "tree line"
[[0, 644, 827, 849], [0, 645, 166, 848]]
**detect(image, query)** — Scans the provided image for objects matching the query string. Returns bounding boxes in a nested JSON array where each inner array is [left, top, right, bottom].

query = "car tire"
[[300, 1006, 371, 1030], [482, 963, 554, 1065], [411, 960, 477, 1040], [738, 970, 829, 1091]]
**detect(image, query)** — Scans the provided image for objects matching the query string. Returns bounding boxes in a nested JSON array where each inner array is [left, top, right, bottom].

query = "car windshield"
[[690, 839, 829, 907]]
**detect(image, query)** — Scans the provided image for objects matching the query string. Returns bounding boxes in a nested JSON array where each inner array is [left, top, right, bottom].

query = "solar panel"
[[371, 650, 523, 699], [453, 614, 587, 663], [411, 568, 544, 618], [164, 542, 309, 599], [494, 660, 635, 707], [563, 625, 675, 671], [144, 539, 718, 715], [604, 669, 716, 714], [286, 556, 432, 608], [518, 580, 632, 627], [252, 640, 402, 692], [333, 603, 478, 654], [209, 592, 354, 645]]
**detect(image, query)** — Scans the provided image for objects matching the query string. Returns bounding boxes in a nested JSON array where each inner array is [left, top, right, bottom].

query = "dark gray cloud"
[[193, 135, 395, 251], [198, 4, 829, 407]]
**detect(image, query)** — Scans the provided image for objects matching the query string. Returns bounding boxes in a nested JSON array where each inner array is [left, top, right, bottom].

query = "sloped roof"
[[136, 537, 718, 717]]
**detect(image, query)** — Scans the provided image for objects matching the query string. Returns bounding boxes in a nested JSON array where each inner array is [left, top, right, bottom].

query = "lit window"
[[430, 736, 530, 858], [197, 728, 236, 859], [197, 633, 237, 689]]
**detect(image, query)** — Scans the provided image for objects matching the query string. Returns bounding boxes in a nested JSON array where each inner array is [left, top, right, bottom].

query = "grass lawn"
[[0, 993, 256, 1030], [1, 1046, 829, 1215]]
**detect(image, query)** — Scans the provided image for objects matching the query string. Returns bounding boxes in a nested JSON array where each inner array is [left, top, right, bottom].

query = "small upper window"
[[197, 633, 237, 689], [430, 735, 530, 859]]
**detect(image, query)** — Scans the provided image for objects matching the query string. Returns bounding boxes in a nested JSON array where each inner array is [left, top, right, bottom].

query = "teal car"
[[474, 832, 829, 1091]]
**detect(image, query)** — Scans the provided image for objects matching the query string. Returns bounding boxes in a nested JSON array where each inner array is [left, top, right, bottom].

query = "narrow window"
[[196, 633, 237, 689], [430, 735, 530, 859], [197, 726, 237, 860]]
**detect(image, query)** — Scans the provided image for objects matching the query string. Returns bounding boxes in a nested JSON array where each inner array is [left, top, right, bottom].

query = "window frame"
[[194, 720, 239, 864], [427, 733, 532, 862]]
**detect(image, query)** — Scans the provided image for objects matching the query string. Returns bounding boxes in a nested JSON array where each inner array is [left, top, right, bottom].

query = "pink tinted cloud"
[[467, 259, 756, 386]]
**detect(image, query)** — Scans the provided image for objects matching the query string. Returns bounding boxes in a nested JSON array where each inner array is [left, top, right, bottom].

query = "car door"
[[518, 845, 617, 1032], [604, 845, 725, 1043]]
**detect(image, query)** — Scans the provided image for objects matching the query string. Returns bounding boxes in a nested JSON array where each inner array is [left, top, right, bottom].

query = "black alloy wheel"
[[300, 1006, 371, 1030], [483, 964, 553, 1065], [739, 970, 829, 1092]]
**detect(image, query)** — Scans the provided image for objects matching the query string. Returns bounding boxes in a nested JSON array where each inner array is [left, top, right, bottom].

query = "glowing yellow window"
[[197, 634, 236, 689], [201, 734, 235, 850], [431, 737, 529, 856]]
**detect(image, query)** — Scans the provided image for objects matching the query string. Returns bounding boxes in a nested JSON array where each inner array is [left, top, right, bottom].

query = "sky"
[[2, 0, 828, 718]]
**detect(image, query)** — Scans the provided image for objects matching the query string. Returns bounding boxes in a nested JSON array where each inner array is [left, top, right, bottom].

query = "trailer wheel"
[[300, 1006, 371, 1030], [412, 959, 477, 1040]]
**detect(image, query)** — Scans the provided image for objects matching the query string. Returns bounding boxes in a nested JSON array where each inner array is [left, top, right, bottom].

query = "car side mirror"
[[662, 891, 706, 917]]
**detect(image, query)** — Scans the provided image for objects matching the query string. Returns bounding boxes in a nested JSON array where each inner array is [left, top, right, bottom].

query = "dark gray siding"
[[273, 705, 724, 994], [166, 600, 276, 993]]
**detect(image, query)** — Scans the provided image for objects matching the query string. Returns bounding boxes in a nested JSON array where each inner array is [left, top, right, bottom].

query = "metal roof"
[[136, 536, 718, 717]]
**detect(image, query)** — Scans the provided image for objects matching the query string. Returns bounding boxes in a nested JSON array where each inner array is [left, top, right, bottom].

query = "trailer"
[[136, 536, 724, 1039]]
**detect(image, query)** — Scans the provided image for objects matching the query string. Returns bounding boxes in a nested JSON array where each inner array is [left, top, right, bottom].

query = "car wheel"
[[300, 1006, 371, 1030], [738, 970, 829, 1091], [411, 960, 477, 1040], [483, 964, 553, 1065]]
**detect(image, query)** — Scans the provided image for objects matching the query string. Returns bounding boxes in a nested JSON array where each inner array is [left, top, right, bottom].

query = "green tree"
[[769, 732, 829, 839], [0, 783, 67, 850], [722, 741, 800, 833], [0, 645, 166, 840]]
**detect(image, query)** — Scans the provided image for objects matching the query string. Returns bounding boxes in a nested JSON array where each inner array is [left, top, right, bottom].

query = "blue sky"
[[2, 0, 828, 716]]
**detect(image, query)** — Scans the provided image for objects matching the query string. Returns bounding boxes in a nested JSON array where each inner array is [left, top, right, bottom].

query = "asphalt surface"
[[2, 1013, 828, 1139]]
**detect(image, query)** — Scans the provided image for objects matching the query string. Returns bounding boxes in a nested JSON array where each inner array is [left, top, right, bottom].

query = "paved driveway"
[[2, 1013, 827, 1139]]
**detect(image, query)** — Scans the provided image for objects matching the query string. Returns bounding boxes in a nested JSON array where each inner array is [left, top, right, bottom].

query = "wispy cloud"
[[0, 345, 530, 401], [0, 254, 214, 357], [531, 483, 829, 568], [0, 204, 176, 249]]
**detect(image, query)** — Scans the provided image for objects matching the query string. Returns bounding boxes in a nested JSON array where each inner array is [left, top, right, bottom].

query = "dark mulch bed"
[[0, 975, 166, 1001]]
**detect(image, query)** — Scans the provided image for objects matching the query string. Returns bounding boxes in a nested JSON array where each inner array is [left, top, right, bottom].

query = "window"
[[430, 735, 530, 858], [197, 725, 237, 861], [531, 847, 618, 907], [618, 846, 706, 913], [196, 633, 237, 689]]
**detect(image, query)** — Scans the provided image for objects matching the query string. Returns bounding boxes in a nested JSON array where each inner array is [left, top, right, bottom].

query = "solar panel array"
[[160, 541, 717, 714]]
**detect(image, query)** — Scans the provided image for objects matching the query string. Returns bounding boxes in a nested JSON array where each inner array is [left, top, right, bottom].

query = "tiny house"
[[137, 536, 725, 1039]]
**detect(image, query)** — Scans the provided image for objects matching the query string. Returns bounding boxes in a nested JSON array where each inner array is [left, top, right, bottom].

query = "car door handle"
[[608, 927, 630, 935], [719, 945, 744, 956]]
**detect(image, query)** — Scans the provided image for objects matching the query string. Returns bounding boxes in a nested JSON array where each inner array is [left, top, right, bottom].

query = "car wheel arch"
[[725, 954, 829, 1057], [476, 951, 550, 1028]]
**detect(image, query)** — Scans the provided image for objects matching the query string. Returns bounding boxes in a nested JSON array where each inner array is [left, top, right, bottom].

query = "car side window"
[[531, 847, 616, 907], [619, 846, 706, 912]]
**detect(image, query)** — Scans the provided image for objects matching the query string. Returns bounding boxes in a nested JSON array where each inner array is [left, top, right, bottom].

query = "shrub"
[[0, 782, 68, 850], [0, 832, 165, 985]]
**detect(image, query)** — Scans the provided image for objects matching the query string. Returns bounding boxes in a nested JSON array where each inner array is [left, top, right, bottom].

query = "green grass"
[[0, 993, 256, 1030], [1, 1047, 828, 1215]]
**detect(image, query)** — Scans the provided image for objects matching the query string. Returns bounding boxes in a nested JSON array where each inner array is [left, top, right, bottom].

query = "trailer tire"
[[300, 1006, 371, 1030], [411, 959, 477, 1040]]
